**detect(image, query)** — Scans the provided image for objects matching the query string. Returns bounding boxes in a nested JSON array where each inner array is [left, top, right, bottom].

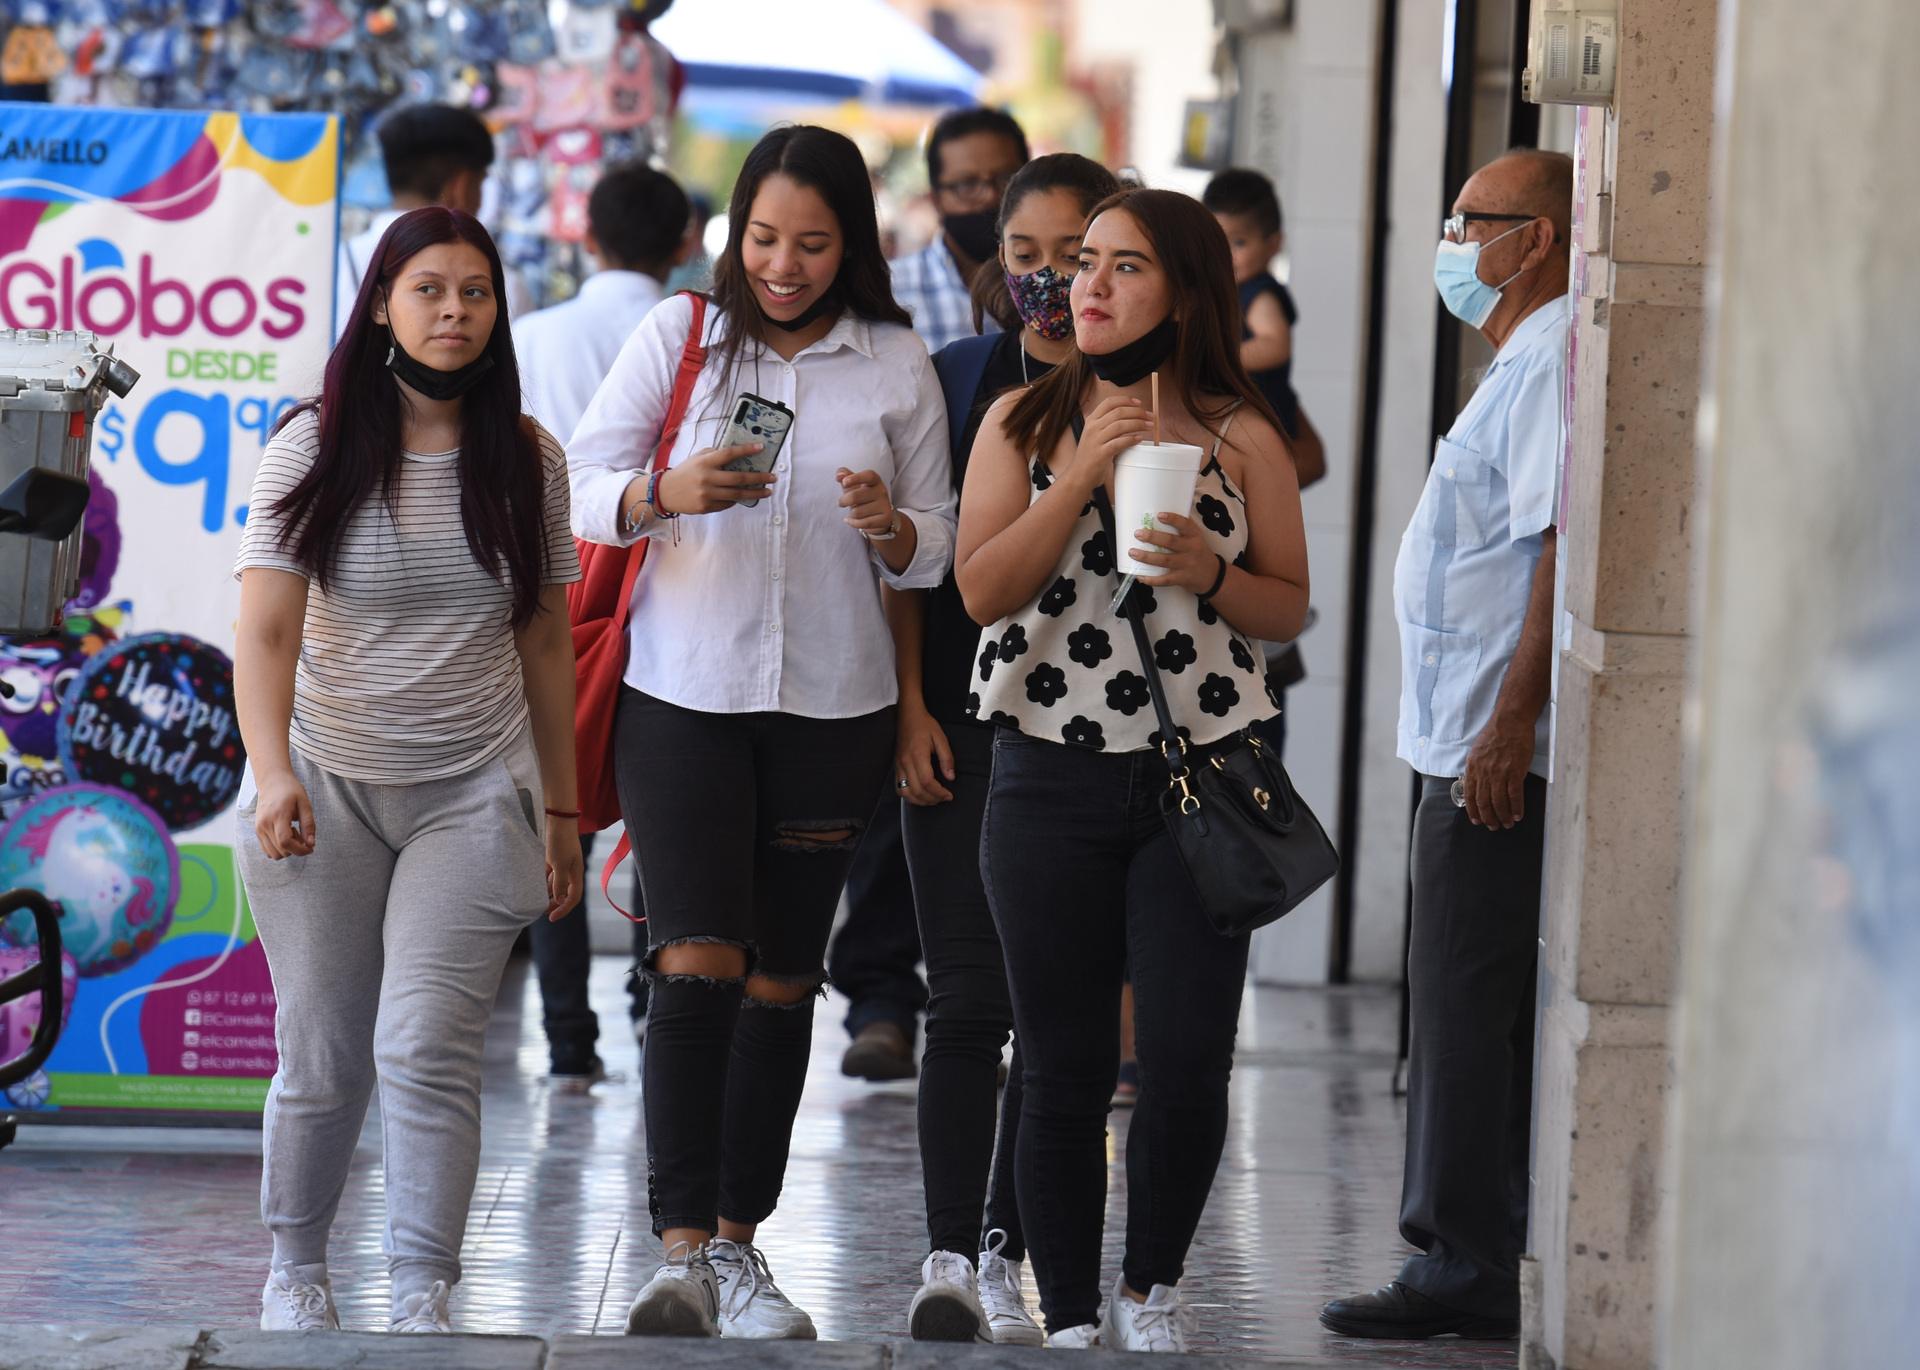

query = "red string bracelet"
[[545, 807, 581, 820]]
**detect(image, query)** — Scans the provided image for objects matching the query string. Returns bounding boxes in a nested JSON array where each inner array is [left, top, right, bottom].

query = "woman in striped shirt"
[[232, 207, 584, 1335]]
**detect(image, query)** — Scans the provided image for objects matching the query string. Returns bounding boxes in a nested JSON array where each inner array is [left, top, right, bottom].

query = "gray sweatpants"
[[236, 727, 549, 1306]]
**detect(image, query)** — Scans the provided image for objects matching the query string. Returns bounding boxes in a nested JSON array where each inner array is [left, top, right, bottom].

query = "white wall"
[[1068, 0, 1217, 192], [1227, 0, 1381, 983], [1344, 0, 1448, 982]]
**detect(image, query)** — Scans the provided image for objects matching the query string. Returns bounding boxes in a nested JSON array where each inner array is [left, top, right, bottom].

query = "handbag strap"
[[1070, 410, 1192, 783], [614, 292, 709, 632]]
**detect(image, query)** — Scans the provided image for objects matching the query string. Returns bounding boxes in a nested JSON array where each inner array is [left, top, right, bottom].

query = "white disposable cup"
[[1113, 441, 1205, 557]]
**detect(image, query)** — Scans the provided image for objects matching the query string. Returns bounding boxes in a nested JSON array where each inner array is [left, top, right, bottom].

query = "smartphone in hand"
[[719, 393, 794, 509]]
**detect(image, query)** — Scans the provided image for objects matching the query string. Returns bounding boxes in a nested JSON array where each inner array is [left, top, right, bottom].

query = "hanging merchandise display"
[[27, 0, 681, 313]]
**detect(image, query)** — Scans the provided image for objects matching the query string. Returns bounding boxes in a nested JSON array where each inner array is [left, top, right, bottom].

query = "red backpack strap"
[[601, 830, 641, 922], [614, 292, 709, 633]]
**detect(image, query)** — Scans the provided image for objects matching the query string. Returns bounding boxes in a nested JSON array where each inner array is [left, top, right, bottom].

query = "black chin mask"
[[942, 210, 1000, 266], [386, 330, 496, 401], [758, 289, 840, 333], [1085, 317, 1178, 388]]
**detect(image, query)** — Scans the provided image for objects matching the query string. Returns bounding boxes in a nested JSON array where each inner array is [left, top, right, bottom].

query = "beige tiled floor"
[[1, 962, 1511, 1367]]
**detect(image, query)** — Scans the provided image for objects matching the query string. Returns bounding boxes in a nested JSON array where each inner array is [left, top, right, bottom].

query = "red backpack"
[[567, 293, 708, 915]]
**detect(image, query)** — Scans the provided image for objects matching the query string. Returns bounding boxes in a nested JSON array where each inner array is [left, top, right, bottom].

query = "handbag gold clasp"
[[1170, 767, 1201, 815]]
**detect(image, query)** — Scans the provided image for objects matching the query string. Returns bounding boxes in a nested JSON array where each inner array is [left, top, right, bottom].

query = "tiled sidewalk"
[[0, 964, 1512, 1368]]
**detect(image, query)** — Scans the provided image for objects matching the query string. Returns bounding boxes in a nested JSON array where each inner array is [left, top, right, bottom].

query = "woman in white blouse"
[[567, 125, 954, 1340]]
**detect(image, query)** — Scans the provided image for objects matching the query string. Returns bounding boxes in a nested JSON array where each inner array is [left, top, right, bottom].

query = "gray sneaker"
[[260, 1263, 339, 1331], [390, 1280, 452, 1333], [626, 1242, 721, 1337]]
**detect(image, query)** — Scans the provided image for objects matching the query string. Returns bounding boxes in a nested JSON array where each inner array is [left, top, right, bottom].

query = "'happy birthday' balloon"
[[58, 632, 245, 831]]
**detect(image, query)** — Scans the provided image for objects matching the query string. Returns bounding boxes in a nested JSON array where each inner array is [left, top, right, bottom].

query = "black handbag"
[[1092, 486, 1339, 938]]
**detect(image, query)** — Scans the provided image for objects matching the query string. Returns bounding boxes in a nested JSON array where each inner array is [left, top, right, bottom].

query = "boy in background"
[[1204, 167, 1324, 763], [1203, 168, 1304, 447]]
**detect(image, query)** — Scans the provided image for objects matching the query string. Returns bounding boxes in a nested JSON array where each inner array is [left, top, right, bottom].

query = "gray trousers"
[[237, 729, 548, 1302]]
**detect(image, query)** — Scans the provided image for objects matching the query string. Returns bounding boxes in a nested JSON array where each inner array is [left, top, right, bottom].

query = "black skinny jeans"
[[614, 687, 895, 1236], [899, 719, 1024, 1262], [529, 833, 599, 1074], [981, 729, 1250, 1331]]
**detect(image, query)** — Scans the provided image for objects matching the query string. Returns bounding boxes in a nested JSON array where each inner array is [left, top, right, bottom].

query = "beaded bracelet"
[[648, 468, 677, 519]]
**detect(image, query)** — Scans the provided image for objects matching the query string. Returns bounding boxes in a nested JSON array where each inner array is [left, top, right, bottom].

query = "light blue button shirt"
[[1393, 292, 1570, 779]]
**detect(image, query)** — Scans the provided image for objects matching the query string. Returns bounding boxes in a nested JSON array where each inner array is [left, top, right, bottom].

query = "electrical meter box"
[[1522, 0, 1618, 106], [0, 329, 138, 636]]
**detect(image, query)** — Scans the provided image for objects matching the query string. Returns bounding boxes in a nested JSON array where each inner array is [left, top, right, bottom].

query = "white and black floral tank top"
[[967, 416, 1278, 752]]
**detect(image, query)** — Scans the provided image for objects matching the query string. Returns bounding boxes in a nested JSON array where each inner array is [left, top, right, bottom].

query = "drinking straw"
[[1112, 372, 1162, 614]]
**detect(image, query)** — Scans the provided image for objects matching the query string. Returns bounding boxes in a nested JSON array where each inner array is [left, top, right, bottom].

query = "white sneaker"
[[1046, 1323, 1102, 1348], [1101, 1278, 1195, 1353], [260, 1263, 339, 1331], [977, 1230, 1044, 1346], [708, 1238, 817, 1339], [908, 1249, 989, 1343], [625, 1242, 721, 1337], [390, 1279, 452, 1333]]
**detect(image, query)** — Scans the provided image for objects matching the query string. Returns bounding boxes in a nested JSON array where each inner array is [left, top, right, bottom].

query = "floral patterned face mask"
[[1004, 263, 1075, 342]]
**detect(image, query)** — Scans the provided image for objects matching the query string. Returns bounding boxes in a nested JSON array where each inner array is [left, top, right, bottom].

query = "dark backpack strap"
[[932, 333, 999, 462]]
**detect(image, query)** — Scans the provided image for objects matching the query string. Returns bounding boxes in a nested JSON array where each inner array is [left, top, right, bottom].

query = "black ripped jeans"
[[615, 687, 895, 1236]]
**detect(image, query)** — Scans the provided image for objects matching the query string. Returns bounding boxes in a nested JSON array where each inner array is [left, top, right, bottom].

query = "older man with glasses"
[[888, 107, 1030, 354], [1321, 147, 1574, 1342]]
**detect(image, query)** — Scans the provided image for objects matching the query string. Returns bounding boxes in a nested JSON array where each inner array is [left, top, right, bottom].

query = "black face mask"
[[942, 210, 1000, 266], [758, 289, 840, 333], [387, 330, 496, 401], [1085, 316, 1178, 388]]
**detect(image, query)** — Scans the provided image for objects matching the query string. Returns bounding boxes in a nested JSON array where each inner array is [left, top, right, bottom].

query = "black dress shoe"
[[1319, 1281, 1519, 1340]]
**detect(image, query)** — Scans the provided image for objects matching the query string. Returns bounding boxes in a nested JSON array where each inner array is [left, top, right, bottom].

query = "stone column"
[[1523, 3, 1715, 1367], [1664, 0, 1920, 1364]]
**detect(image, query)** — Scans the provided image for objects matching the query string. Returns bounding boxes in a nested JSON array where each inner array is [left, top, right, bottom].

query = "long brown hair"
[[707, 125, 911, 384], [1000, 188, 1282, 462]]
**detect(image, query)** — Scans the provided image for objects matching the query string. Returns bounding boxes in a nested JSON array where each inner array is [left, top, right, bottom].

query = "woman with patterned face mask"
[[891, 153, 1121, 1348]]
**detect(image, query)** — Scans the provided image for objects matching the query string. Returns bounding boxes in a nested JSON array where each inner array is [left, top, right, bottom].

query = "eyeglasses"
[[1442, 211, 1538, 243], [934, 172, 1014, 204]]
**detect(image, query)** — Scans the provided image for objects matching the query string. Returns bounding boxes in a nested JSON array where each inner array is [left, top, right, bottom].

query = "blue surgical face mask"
[[1433, 221, 1528, 328]]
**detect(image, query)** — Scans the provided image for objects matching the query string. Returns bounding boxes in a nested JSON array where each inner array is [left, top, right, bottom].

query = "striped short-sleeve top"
[[234, 408, 582, 784], [969, 417, 1277, 753]]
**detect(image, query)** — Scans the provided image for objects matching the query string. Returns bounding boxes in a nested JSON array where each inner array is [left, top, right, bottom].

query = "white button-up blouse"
[[567, 294, 956, 719]]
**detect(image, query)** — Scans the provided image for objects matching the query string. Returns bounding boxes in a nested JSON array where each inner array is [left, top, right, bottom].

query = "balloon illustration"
[[0, 634, 93, 762], [69, 468, 123, 612], [0, 943, 77, 1106], [58, 632, 245, 831], [0, 784, 180, 978]]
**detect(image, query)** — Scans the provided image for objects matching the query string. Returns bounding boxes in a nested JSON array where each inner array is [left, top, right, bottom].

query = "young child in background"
[[1203, 168, 1299, 441]]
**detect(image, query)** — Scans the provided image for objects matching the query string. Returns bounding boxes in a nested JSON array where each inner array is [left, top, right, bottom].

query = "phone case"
[[719, 393, 793, 508]]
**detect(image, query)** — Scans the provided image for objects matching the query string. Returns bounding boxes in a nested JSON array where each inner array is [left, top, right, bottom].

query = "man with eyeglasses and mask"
[[1321, 147, 1574, 1342], [889, 107, 1030, 354]]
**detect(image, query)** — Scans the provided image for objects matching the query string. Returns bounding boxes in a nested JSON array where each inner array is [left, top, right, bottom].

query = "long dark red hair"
[[1000, 188, 1283, 463], [271, 206, 547, 627]]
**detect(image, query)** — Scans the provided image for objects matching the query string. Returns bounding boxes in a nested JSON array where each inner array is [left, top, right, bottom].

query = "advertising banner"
[[0, 104, 337, 1121]]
